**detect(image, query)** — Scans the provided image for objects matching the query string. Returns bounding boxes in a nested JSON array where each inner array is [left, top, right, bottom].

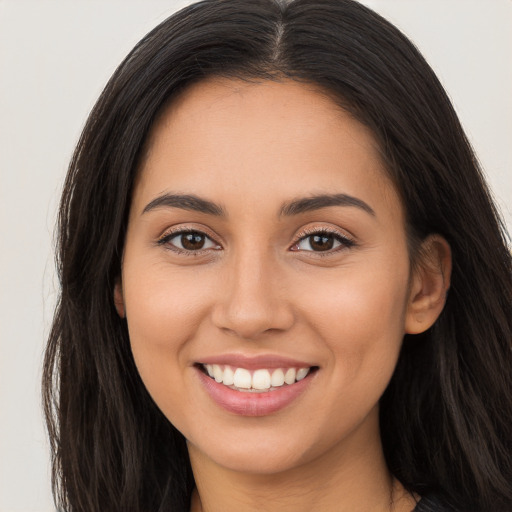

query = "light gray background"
[[1, 1, 510, 511]]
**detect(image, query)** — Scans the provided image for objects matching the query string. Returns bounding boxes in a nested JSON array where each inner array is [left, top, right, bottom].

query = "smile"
[[195, 360, 318, 416], [202, 364, 312, 392]]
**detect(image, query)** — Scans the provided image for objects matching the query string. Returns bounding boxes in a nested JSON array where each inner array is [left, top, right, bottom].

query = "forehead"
[[145, 77, 379, 162], [135, 78, 401, 221]]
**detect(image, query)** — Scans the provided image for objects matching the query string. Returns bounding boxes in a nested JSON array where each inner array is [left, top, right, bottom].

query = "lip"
[[196, 353, 316, 370], [195, 364, 317, 417]]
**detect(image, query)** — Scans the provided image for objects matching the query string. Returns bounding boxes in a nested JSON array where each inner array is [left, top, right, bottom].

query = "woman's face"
[[118, 78, 419, 474]]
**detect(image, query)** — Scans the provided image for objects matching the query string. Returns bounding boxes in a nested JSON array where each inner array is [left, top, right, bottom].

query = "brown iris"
[[181, 232, 206, 250], [309, 234, 335, 251]]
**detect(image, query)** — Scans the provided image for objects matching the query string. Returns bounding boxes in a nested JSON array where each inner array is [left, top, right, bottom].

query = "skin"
[[115, 78, 451, 512]]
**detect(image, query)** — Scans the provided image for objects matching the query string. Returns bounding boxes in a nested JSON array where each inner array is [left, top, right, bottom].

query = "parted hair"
[[43, 0, 512, 511]]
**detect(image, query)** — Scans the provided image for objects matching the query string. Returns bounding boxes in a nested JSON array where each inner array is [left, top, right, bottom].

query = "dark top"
[[414, 494, 452, 512]]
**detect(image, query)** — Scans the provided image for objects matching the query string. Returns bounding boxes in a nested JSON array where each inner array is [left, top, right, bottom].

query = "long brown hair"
[[43, 1, 512, 510]]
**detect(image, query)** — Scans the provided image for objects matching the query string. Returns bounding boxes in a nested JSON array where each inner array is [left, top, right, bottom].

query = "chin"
[[187, 430, 313, 476]]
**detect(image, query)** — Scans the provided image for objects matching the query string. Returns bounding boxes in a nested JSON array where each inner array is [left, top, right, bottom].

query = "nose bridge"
[[212, 241, 293, 339]]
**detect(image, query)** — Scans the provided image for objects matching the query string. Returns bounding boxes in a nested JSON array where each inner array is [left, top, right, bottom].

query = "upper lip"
[[196, 353, 317, 370]]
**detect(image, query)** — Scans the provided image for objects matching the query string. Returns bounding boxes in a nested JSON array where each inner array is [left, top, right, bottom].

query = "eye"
[[158, 229, 221, 253], [290, 229, 355, 253]]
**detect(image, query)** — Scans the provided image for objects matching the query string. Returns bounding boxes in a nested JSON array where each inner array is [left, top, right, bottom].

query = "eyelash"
[[291, 227, 356, 257], [156, 226, 356, 257], [156, 227, 221, 256]]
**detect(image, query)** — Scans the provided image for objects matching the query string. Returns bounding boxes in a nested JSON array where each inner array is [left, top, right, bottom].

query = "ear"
[[113, 278, 125, 318], [405, 234, 452, 334]]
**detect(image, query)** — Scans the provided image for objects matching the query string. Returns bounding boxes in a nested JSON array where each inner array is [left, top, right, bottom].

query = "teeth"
[[284, 368, 296, 385], [296, 367, 309, 381], [213, 364, 223, 383], [252, 369, 271, 390], [202, 364, 312, 390], [222, 366, 234, 386], [233, 368, 252, 389], [271, 368, 285, 387]]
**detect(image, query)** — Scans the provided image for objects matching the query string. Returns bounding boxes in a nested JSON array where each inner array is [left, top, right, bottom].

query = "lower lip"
[[195, 367, 315, 417]]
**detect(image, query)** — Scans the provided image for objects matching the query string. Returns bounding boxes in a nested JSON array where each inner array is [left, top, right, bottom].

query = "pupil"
[[182, 232, 205, 250], [310, 234, 334, 251]]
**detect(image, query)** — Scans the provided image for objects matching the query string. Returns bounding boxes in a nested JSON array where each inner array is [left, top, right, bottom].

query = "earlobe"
[[113, 279, 126, 318], [405, 235, 452, 335]]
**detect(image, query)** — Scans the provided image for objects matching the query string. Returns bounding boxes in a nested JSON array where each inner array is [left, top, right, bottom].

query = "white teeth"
[[271, 368, 285, 387], [213, 364, 223, 383], [233, 368, 252, 389], [222, 366, 234, 386], [202, 364, 313, 390], [284, 368, 296, 385], [296, 367, 310, 381], [252, 369, 271, 390]]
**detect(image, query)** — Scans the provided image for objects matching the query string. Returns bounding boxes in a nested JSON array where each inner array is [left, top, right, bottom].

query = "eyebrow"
[[142, 193, 226, 216], [279, 193, 375, 217], [142, 192, 375, 218]]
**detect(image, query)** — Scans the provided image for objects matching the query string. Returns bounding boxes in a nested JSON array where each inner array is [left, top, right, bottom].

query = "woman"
[[43, 0, 512, 511]]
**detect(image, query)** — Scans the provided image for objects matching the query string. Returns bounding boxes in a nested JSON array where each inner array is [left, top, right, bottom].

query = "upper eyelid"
[[293, 225, 355, 243], [157, 228, 221, 256], [157, 224, 220, 244]]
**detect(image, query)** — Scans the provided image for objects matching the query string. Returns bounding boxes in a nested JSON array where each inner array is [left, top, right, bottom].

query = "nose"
[[211, 249, 295, 340]]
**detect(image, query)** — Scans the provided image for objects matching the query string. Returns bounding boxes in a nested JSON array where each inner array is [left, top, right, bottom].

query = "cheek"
[[124, 255, 215, 322], [122, 261, 213, 393], [292, 268, 409, 438], [294, 259, 410, 384]]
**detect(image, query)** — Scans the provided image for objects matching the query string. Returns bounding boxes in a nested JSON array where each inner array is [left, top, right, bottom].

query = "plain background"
[[0, 1, 510, 511]]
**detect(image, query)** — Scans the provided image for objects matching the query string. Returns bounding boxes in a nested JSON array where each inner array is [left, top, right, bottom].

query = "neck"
[[188, 410, 416, 512]]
